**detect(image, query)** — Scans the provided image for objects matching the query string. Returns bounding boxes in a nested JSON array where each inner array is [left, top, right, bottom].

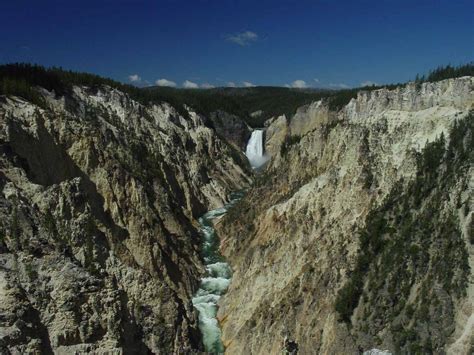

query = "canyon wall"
[[218, 77, 474, 354], [0, 85, 251, 354], [1, 76, 472, 355]]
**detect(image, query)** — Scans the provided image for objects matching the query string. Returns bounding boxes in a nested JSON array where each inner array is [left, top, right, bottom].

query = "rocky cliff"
[[0, 85, 251, 354], [217, 77, 474, 354], [207, 110, 252, 151]]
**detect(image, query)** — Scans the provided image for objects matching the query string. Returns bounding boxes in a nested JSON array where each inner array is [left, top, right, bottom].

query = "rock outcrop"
[[1, 74, 472, 354], [0, 85, 251, 353], [217, 77, 474, 354], [208, 110, 252, 151], [263, 115, 288, 158]]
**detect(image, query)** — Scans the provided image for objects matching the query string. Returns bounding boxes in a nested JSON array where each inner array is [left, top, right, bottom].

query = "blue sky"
[[1, 0, 473, 88]]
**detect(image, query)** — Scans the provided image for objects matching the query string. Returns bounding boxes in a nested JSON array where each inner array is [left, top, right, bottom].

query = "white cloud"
[[226, 81, 237, 87], [329, 83, 350, 89], [183, 80, 199, 89], [201, 83, 215, 89], [287, 80, 308, 89], [155, 78, 177, 87], [361, 80, 377, 87], [314, 78, 320, 83], [226, 31, 258, 46], [128, 74, 141, 82], [243, 81, 255, 87]]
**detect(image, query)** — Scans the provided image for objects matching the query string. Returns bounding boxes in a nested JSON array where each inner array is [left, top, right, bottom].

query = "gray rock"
[[0, 85, 251, 353], [216, 77, 474, 354]]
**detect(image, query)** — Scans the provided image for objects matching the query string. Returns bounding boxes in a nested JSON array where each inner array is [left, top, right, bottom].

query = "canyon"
[[218, 77, 474, 354], [0, 85, 251, 353], [0, 72, 473, 354]]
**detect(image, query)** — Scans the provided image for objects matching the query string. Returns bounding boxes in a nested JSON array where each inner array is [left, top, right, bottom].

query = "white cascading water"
[[192, 193, 243, 354], [191, 131, 264, 352], [245, 129, 267, 168]]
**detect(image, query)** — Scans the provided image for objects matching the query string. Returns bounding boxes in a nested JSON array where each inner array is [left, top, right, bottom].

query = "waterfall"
[[245, 130, 267, 168]]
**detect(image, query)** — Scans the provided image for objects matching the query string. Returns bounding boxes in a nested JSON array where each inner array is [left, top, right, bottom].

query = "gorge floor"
[[192, 192, 245, 353]]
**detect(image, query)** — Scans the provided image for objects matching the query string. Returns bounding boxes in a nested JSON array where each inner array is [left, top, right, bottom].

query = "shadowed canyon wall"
[[0, 85, 251, 354]]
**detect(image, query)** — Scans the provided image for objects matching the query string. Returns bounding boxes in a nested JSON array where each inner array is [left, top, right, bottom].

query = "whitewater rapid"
[[192, 132, 263, 352], [192, 193, 243, 353]]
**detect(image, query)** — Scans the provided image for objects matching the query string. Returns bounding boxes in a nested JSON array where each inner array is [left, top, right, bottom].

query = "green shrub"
[[335, 276, 364, 323], [10, 203, 19, 248], [335, 114, 472, 328]]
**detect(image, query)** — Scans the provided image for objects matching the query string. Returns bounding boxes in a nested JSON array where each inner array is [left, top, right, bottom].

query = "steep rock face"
[[0, 85, 250, 354], [263, 115, 288, 158], [208, 110, 252, 151], [217, 77, 474, 354], [289, 100, 336, 137]]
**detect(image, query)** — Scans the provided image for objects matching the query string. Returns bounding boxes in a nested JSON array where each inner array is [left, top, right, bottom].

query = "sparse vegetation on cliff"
[[335, 112, 473, 352], [0, 76, 252, 353], [280, 135, 301, 156]]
